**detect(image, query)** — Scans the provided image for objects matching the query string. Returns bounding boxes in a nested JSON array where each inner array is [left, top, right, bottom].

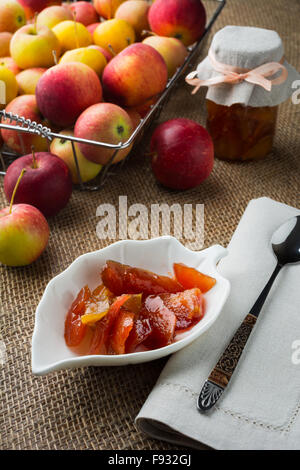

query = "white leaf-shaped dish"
[[32, 237, 230, 375]]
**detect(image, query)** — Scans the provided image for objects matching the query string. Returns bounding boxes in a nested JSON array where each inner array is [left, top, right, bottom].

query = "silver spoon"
[[198, 215, 300, 411]]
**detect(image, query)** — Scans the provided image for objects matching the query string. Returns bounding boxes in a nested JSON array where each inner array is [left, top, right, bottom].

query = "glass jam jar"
[[186, 26, 300, 162], [206, 100, 278, 161]]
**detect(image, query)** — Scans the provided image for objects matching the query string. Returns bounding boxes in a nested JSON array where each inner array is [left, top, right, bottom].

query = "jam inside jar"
[[206, 99, 278, 161]]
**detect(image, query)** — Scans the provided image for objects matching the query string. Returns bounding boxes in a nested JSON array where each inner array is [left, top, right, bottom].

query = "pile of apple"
[[0, 0, 207, 267]]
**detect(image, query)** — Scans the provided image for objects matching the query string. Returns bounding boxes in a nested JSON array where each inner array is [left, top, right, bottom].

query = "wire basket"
[[0, 0, 225, 191]]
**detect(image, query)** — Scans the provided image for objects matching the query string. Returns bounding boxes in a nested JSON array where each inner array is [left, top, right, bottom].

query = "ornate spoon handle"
[[198, 263, 282, 411], [198, 313, 257, 411]]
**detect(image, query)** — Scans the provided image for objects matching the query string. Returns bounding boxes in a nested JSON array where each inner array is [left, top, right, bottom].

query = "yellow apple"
[[0, 64, 18, 109], [36, 5, 73, 30], [93, 0, 126, 19], [0, 56, 20, 75], [10, 24, 61, 69], [59, 47, 107, 77], [93, 18, 135, 55], [16, 67, 46, 94], [115, 1, 150, 40], [52, 20, 92, 53], [143, 36, 188, 77], [50, 129, 102, 183]]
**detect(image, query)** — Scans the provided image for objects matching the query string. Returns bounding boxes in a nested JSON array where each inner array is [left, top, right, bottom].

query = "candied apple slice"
[[110, 309, 135, 355], [160, 288, 204, 329], [102, 260, 183, 296], [81, 284, 112, 324], [64, 285, 91, 347], [125, 317, 152, 353], [173, 263, 216, 293], [142, 295, 177, 349], [88, 294, 130, 355]]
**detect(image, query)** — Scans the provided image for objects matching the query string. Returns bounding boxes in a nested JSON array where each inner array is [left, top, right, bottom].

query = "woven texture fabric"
[[1, 0, 299, 450]]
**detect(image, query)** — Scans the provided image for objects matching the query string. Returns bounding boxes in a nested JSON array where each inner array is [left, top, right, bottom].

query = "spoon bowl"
[[271, 215, 300, 266]]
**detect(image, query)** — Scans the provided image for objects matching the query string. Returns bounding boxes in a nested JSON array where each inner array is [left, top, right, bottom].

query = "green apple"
[[50, 129, 102, 184]]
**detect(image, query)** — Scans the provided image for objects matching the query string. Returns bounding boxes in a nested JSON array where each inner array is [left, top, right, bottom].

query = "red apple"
[[35, 62, 103, 128], [69, 1, 99, 26], [148, 0, 206, 46], [4, 151, 73, 217], [17, 0, 59, 18], [102, 43, 168, 108], [1, 94, 48, 154], [125, 108, 141, 130], [74, 102, 133, 165], [0, 168, 49, 266], [150, 118, 214, 190]]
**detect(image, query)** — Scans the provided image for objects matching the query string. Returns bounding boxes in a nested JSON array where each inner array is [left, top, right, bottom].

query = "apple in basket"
[[17, 0, 58, 17], [102, 43, 168, 108], [142, 36, 188, 78], [36, 5, 73, 30], [93, 0, 126, 19], [150, 118, 214, 190], [35, 62, 102, 128], [0, 32, 13, 57], [16, 67, 46, 95], [4, 149, 72, 217], [74, 102, 133, 165], [10, 24, 61, 69], [0, 0, 26, 33], [0, 169, 49, 267], [148, 0, 206, 47], [115, 0, 150, 40], [88, 44, 113, 63], [1, 94, 48, 154], [68, 1, 99, 27], [50, 129, 103, 184]]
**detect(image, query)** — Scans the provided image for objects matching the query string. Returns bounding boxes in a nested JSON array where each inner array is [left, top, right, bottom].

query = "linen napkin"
[[136, 197, 300, 450]]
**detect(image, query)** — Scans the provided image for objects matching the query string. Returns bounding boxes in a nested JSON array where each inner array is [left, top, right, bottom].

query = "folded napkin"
[[136, 197, 300, 450]]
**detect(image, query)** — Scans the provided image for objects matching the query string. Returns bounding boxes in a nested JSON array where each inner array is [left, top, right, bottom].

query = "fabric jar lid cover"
[[186, 26, 300, 107]]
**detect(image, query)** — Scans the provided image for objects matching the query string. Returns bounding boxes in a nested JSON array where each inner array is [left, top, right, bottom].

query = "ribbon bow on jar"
[[186, 50, 288, 95]]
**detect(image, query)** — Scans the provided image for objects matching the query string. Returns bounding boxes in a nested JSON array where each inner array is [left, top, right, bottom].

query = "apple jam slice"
[[88, 294, 131, 355], [173, 263, 216, 293], [159, 288, 204, 329], [140, 295, 177, 349], [64, 285, 91, 347], [125, 317, 152, 353], [110, 309, 135, 355], [102, 260, 184, 296]]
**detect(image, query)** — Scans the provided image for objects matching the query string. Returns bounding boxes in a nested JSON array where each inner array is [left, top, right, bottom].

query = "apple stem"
[[52, 50, 58, 65], [72, 11, 79, 49], [145, 151, 157, 158], [141, 30, 157, 37], [31, 146, 37, 169], [9, 168, 26, 215], [108, 44, 116, 56], [33, 12, 38, 34]]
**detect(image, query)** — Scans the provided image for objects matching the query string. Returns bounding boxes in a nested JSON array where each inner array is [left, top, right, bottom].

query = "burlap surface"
[[0, 0, 299, 450]]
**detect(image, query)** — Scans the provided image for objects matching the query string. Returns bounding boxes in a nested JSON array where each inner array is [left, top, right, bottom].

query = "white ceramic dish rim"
[[32, 237, 230, 375]]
